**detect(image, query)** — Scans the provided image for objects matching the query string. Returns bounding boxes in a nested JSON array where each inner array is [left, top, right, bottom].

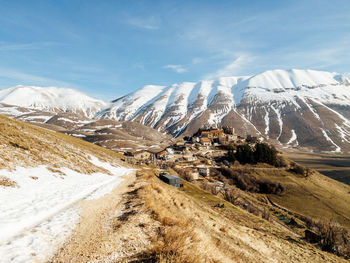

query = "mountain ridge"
[[1, 69, 350, 152], [99, 69, 350, 152], [0, 85, 107, 118]]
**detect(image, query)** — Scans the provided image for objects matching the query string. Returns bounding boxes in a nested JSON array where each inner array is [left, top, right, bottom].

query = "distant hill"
[[0, 85, 106, 117]]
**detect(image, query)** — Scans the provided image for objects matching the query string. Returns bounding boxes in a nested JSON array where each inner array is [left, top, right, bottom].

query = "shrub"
[[289, 162, 312, 177], [223, 188, 239, 204], [219, 167, 285, 195], [317, 220, 350, 256], [183, 171, 194, 182], [262, 208, 272, 221], [199, 181, 212, 192], [275, 155, 288, 167], [304, 218, 350, 258], [0, 176, 18, 188]]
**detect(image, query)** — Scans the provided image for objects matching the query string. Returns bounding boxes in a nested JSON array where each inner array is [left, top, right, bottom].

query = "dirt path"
[[49, 172, 136, 263]]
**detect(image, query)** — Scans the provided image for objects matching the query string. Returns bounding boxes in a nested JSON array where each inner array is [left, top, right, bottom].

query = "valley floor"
[[286, 151, 350, 185]]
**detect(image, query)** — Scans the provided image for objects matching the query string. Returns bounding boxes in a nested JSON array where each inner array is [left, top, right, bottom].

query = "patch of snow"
[[70, 134, 86, 138], [287, 129, 298, 145], [270, 105, 283, 140], [19, 115, 53, 122], [0, 157, 131, 263], [0, 106, 24, 116], [57, 117, 76, 123], [335, 124, 350, 143], [264, 109, 269, 135]]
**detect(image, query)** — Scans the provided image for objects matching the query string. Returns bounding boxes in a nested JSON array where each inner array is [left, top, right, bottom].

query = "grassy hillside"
[[51, 168, 348, 262], [3, 113, 349, 262], [0, 114, 124, 173], [254, 169, 350, 229]]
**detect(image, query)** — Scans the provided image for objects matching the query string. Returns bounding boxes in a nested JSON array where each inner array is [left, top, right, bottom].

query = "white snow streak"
[[264, 109, 269, 135], [320, 128, 341, 152], [287, 129, 298, 145]]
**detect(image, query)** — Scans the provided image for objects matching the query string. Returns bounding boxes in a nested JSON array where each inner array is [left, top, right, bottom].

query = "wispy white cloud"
[[191, 57, 202, 65], [264, 34, 350, 72], [164, 64, 187, 73], [0, 67, 79, 89], [0, 42, 63, 51], [125, 16, 160, 30], [203, 54, 254, 79]]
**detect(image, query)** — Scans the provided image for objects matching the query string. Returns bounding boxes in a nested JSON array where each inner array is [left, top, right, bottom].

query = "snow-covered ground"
[[0, 156, 131, 263]]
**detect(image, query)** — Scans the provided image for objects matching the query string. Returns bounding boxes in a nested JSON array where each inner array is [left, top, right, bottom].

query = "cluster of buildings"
[[192, 126, 243, 146], [123, 127, 260, 181]]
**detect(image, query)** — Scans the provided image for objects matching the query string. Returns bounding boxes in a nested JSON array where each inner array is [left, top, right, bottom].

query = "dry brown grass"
[[134, 170, 346, 263], [51, 168, 348, 263], [0, 176, 18, 187], [138, 173, 227, 262]]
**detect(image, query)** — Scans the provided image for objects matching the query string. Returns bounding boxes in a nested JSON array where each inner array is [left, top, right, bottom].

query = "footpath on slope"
[[50, 171, 137, 263], [0, 156, 132, 263]]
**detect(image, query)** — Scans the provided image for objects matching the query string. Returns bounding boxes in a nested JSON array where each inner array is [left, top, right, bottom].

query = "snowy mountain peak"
[[98, 69, 350, 152], [0, 85, 107, 117], [244, 69, 344, 91]]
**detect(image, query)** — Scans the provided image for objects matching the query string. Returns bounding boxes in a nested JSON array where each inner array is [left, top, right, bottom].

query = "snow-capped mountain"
[[99, 69, 350, 152], [0, 85, 107, 117]]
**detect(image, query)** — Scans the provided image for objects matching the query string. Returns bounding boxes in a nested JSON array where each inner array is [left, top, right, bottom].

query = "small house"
[[201, 129, 223, 139], [183, 152, 196, 161], [226, 134, 238, 142], [200, 137, 211, 146], [173, 141, 186, 151], [159, 173, 182, 188], [133, 150, 152, 161]]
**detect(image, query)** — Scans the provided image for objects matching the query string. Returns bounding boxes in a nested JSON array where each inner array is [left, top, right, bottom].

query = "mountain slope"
[[100, 69, 350, 152], [0, 86, 107, 117]]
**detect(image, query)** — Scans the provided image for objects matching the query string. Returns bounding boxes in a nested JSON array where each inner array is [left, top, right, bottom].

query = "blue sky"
[[0, 0, 349, 100]]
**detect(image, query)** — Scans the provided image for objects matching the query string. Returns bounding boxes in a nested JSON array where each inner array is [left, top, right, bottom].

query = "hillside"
[[0, 114, 131, 263], [51, 169, 349, 262], [99, 69, 350, 152], [1, 114, 350, 262], [0, 102, 171, 153]]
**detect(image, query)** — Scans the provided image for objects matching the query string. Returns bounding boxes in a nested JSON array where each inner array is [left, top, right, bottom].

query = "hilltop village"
[[123, 126, 260, 180]]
